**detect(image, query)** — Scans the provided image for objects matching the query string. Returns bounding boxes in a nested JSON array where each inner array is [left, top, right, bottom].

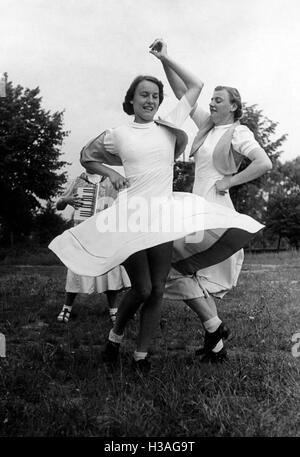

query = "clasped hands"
[[149, 38, 168, 59]]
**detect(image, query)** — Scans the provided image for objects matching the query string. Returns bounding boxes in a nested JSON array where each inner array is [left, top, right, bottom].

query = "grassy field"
[[0, 251, 299, 437]]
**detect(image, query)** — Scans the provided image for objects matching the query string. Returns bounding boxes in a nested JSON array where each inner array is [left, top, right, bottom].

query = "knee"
[[150, 282, 166, 300], [133, 284, 152, 302]]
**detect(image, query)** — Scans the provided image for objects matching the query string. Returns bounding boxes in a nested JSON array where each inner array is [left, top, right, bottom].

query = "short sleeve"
[[163, 95, 193, 127], [232, 125, 262, 157], [80, 129, 122, 167], [190, 104, 211, 129], [103, 128, 118, 155]]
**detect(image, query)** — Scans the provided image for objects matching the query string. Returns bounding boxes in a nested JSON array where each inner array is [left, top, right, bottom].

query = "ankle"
[[108, 329, 124, 344], [133, 350, 148, 362], [203, 316, 222, 333]]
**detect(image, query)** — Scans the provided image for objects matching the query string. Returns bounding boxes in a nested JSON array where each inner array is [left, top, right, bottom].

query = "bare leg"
[[136, 241, 174, 352], [184, 295, 218, 324]]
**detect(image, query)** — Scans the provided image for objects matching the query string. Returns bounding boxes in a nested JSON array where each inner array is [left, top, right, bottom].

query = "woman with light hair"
[[151, 39, 272, 363]]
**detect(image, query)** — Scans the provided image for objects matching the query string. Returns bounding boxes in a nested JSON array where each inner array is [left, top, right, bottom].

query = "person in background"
[[56, 171, 131, 324]]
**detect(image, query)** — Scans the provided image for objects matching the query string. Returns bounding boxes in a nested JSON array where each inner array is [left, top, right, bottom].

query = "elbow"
[[257, 159, 272, 176], [264, 157, 273, 172], [176, 87, 186, 100], [194, 80, 204, 97], [80, 148, 87, 168], [198, 79, 204, 91]]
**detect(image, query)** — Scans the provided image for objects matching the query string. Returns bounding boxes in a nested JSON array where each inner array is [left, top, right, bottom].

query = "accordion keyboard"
[[74, 185, 98, 224]]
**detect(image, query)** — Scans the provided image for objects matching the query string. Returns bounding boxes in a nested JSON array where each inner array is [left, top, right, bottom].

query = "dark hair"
[[122, 75, 164, 115], [214, 85, 243, 120]]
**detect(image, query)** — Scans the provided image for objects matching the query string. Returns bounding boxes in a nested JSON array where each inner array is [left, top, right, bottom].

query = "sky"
[[1, 0, 300, 183]]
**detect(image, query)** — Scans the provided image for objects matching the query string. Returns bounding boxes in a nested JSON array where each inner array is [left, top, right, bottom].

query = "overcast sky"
[[1, 0, 300, 182]]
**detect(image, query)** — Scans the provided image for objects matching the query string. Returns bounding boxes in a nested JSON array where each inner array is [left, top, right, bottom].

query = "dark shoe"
[[102, 340, 120, 365], [196, 323, 231, 355], [132, 357, 151, 374], [198, 347, 228, 364]]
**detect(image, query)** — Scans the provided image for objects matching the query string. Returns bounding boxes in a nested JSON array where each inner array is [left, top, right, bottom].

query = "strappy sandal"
[[57, 307, 71, 323], [109, 312, 117, 324]]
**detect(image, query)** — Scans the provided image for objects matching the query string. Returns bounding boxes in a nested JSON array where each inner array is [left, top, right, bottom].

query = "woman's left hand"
[[215, 177, 232, 195]]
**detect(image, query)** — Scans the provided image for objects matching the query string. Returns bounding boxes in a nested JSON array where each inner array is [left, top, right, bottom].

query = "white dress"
[[63, 174, 130, 294], [49, 97, 264, 277], [164, 106, 261, 299]]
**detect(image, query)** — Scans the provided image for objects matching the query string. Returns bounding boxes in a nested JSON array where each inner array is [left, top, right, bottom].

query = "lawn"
[[0, 251, 299, 437]]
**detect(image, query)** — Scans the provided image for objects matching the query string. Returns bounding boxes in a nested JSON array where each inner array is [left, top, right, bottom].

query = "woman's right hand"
[[149, 38, 168, 60], [108, 170, 130, 191], [66, 193, 84, 209]]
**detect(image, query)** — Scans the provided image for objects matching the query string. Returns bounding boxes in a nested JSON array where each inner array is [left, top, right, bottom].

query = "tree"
[[33, 202, 72, 245], [265, 191, 300, 250], [276, 157, 300, 193], [0, 74, 69, 244], [264, 157, 300, 249]]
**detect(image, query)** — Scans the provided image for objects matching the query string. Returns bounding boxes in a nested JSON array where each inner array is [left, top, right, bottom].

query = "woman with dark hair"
[[152, 39, 272, 362], [123, 75, 164, 114], [49, 42, 264, 372]]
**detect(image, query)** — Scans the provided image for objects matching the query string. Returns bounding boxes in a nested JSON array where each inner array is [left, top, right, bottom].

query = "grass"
[[0, 252, 299, 437]]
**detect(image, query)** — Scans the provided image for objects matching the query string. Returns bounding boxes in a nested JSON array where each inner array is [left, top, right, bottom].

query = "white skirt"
[[65, 265, 131, 294], [164, 177, 246, 300], [49, 188, 264, 278]]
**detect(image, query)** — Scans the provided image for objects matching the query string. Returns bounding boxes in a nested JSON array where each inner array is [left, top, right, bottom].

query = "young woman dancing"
[[49, 42, 264, 372], [152, 39, 272, 363]]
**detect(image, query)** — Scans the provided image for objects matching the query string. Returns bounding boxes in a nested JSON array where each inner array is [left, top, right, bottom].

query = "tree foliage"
[[264, 157, 300, 249], [0, 75, 69, 243], [33, 202, 72, 245], [265, 191, 300, 249]]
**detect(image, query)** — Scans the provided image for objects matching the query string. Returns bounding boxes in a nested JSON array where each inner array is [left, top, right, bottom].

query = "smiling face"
[[131, 80, 160, 123], [209, 88, 237, 125]]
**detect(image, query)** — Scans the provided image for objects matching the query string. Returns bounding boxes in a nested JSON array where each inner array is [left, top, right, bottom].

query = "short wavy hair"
[[123, 75, 164, 115], [214, 85, 243, 120]]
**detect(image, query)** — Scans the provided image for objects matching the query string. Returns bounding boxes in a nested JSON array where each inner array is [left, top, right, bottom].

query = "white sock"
[[108, 329, 124, 344], [62, 305, 72, 311], [212, 340, 224, 353], [203, 316, 223, 353], [133, 350, 148, 362], [109, 307, 118, 316], [203, 316, 222, 333]]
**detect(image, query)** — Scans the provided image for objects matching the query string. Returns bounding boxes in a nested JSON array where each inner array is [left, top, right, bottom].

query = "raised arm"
[[149, 39, 203, 107]]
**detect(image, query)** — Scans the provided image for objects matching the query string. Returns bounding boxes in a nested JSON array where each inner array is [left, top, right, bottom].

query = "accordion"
[[73, 184, 99, 225]]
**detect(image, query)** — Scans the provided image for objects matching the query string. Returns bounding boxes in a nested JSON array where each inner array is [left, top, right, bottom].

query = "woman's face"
[[209, 89, 237, 125], [131, 80, 160, 123]]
